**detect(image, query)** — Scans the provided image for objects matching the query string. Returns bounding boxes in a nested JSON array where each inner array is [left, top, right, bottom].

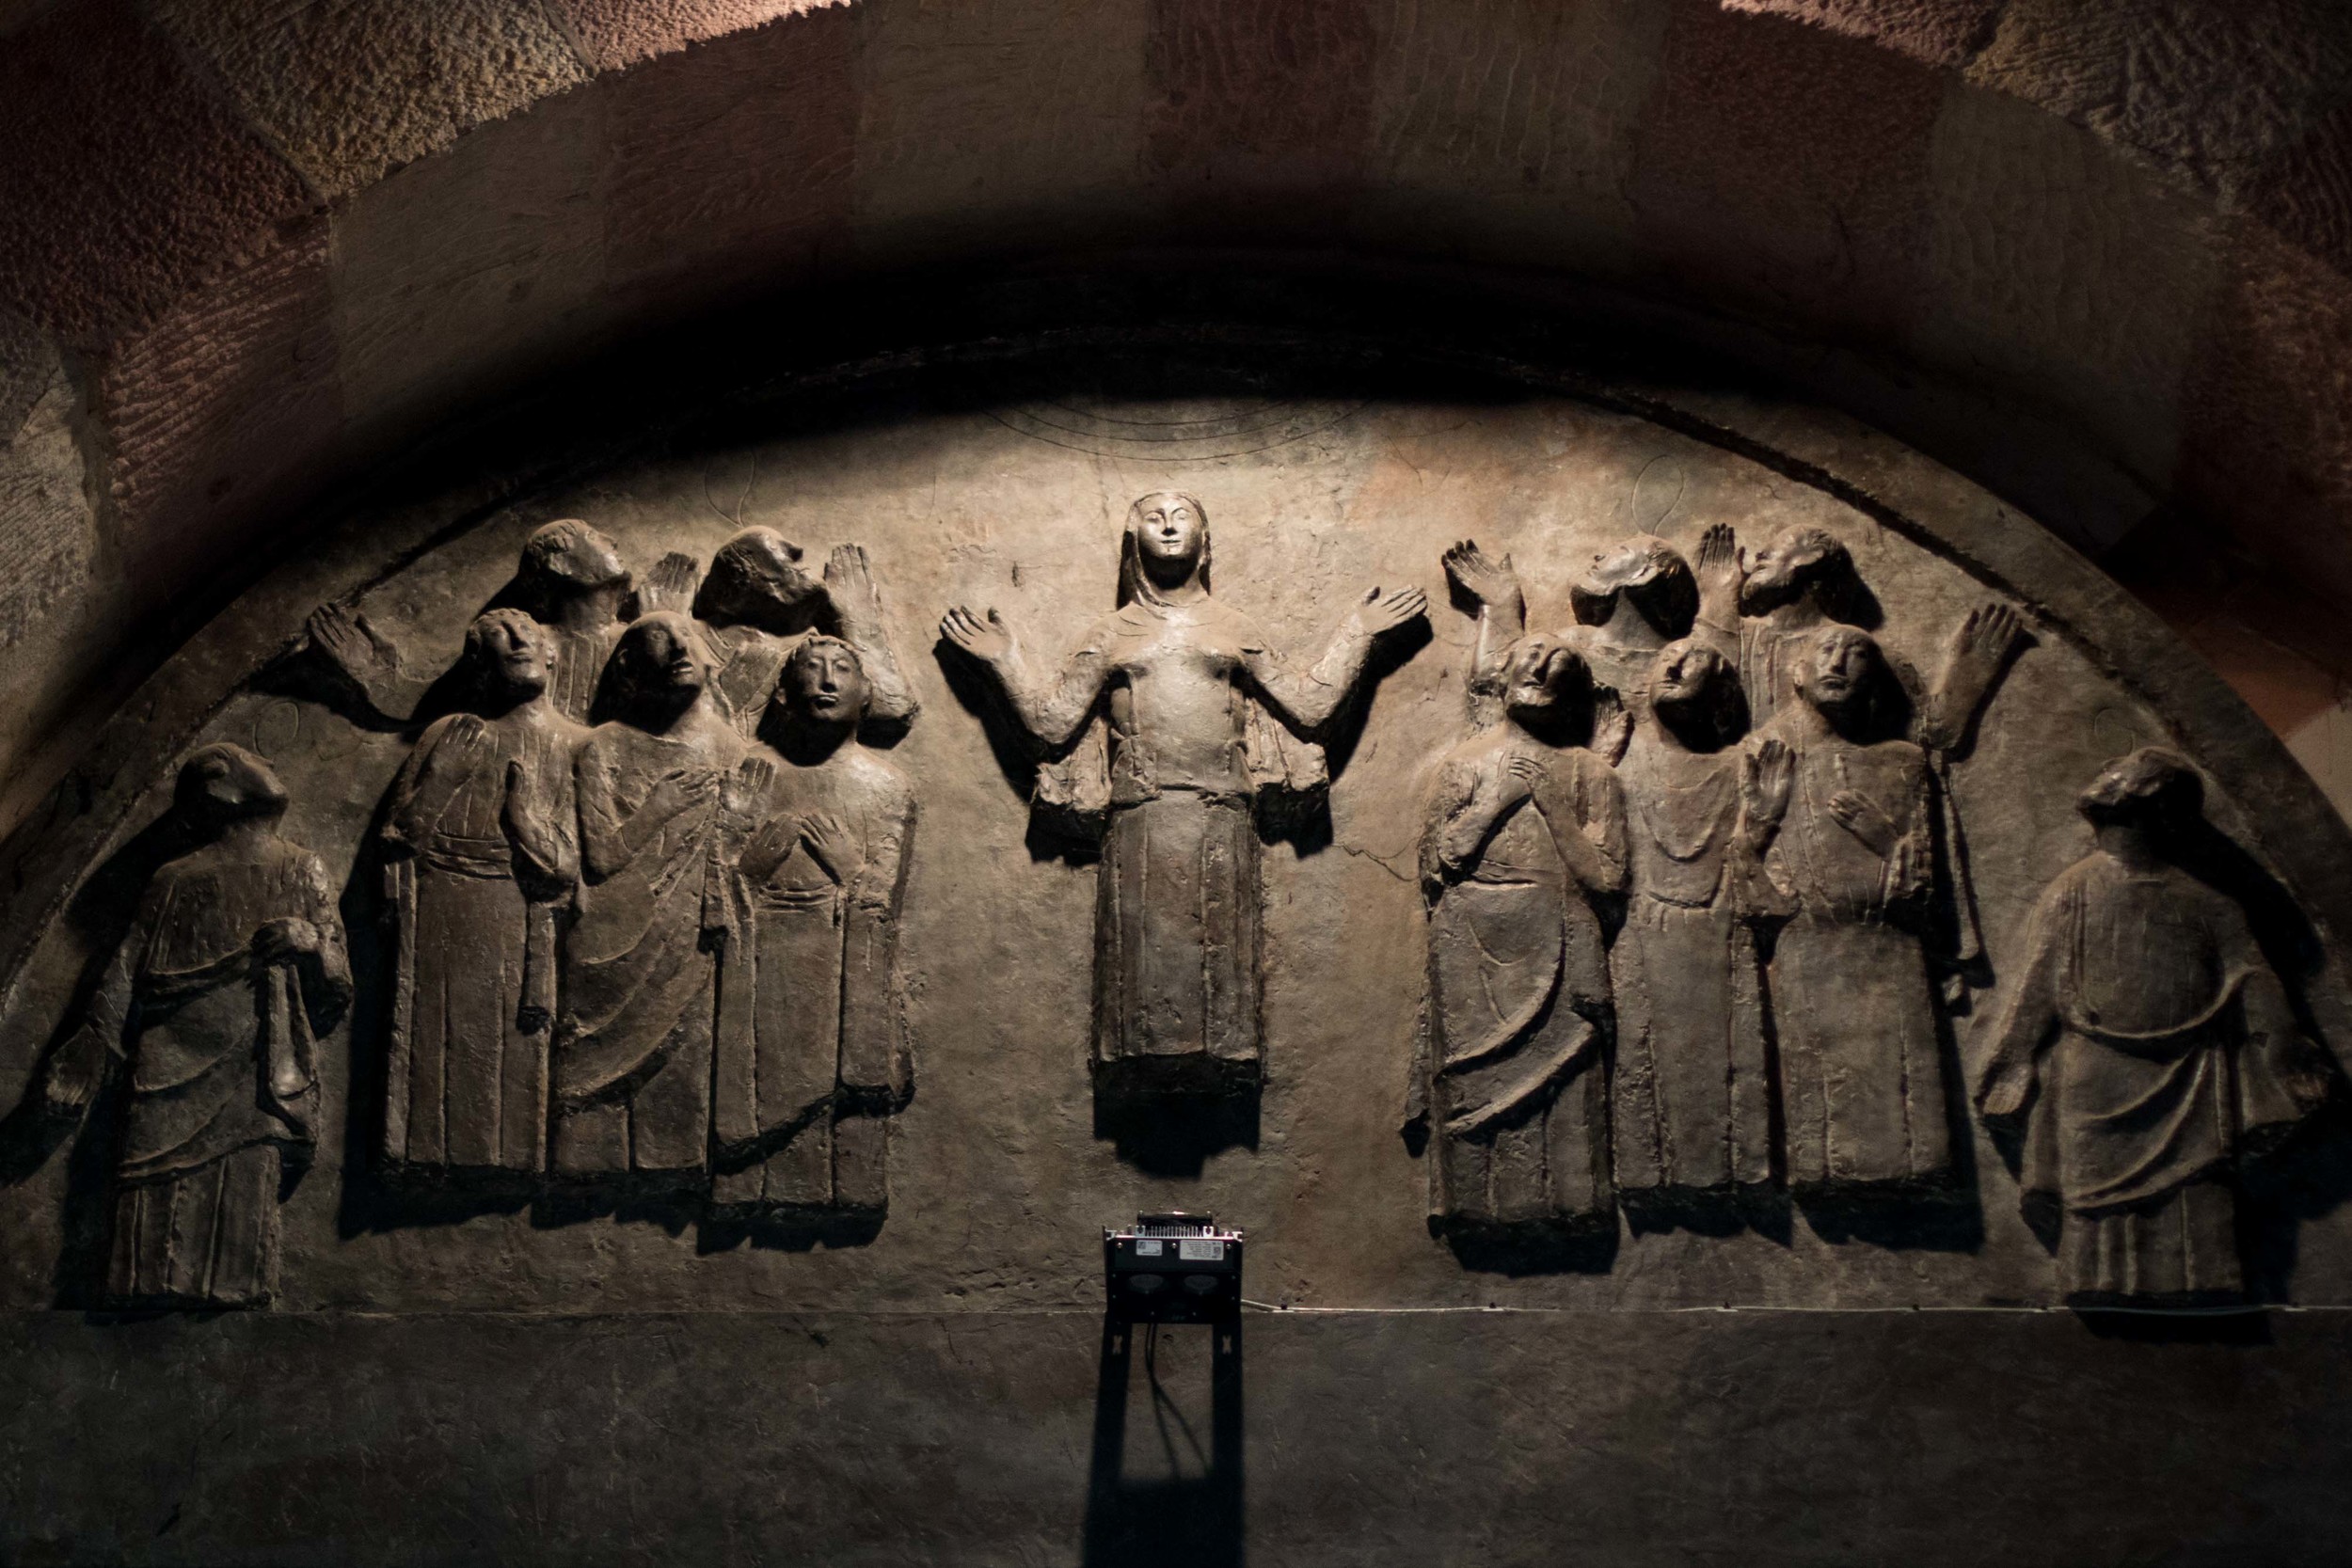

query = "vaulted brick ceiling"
[[1, 0, 2348, 829]]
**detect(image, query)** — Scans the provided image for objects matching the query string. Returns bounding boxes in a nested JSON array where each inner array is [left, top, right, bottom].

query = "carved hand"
[[641, 768, 720, 827], [1696, 523, 1743, 603], [1741, 736, 1795, 826], [721, 755, 776, 831], [1503, 751, 1548, 800], [1826, 789, 1899, 856], [439, 712, 497, 771], [251, 917, 322, 964], [1592, 687, 1632, 766], [1441, 540, 1517, 608], [940, 604, 1012, 664], [1952, 602, 2024, 673], [307, 602, 397, 682], [1350, 584, 1429, 639], [1975, 1052, 2036, 1120], [641, 552, 703, 613], [799, 812, 864, 885], [825, 543, 881, 616], [42, 1026, 103, 1113]]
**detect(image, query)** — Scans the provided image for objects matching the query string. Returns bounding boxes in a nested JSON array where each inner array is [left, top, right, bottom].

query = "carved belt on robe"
[[420, 831, 512, 879]]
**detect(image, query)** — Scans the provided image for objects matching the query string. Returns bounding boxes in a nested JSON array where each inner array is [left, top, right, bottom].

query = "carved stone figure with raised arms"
[[690, 528, 918, 737], [1977, 749, 2331, 1304], [380, 610, 583, 1179], [1417, 612, 1628, 1240], [553, 612, 771, 1184], [712, 635, 915, 1217], [308, 518, 699, 726], [1748, 626, 1949, 1195], [1610, 639, 1790, 1201], [942, 491, 1425, 1101], [44, 745, 351, 1307]]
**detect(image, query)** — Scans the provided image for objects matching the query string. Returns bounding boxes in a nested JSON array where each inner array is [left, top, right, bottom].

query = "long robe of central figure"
[[556, 722, 744, 1177]]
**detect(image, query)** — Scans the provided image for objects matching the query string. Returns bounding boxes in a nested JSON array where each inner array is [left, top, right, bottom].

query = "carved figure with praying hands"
[[688, 529, 919, 739], [1416, 626, 1627, 1243], [712, 635, 915, 1219], [380, 610, 583, 1180], [42, 745, 350, 1308], [552, 612, 771, 1185], [941, 490, 1426, 1102], [1976, 749, 2332, 1304]]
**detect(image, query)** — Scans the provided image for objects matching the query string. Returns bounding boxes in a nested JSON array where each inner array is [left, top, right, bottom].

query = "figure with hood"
[[380, 610, 582, 1178], [553, 612, 770, 1182], [1976, 749, 2331, 1303], [942, 491, 1425, 1098], [44, 744, 351, 1307]]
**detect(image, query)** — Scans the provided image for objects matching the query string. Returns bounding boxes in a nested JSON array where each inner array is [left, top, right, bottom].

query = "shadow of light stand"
[[1085, 1214, 1246, 1568]]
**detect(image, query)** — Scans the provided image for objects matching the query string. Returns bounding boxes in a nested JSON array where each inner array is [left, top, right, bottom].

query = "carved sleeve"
[[574, 738, 633, 883], [383, 716, 460, 849], [1544, 752, 1629, 895], [1465, 588, 1526, 725], [993, 623, 1113, 750], [1246, 617, 1374, 734], [1975, 879, 2067, 1119], [504, 741, 580, 887], [1421, 755, 1481, 899], [296, 852, 355, 1037]]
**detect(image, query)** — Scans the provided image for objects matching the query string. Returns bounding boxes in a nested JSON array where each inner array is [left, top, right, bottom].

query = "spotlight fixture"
[[1103, 1212, 1244, 1323]]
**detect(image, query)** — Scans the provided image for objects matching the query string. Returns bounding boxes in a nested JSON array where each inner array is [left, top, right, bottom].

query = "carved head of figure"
[[519, 519, 628, 599], [174, 743, 289, 833], [694, 527, 824, 631], [1739, 525, 1864, 622], [1792, 625, 1892, 736], [2078, 747, 2203, 834], [1571, 534, 1698, 642], [1502, 633, 1591, 735], [606, 612, 709, 723], [467, 609, 551, 705], [1119, 491, 1211, 605], [1647, 638, 1746, 750], [783, 634, 869, 727]]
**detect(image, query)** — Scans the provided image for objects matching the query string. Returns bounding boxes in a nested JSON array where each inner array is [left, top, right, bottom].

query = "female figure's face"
[[787, 640, 869, 722], [624, 614, 707, 696], [1133, 494, 1204, 568], [478, 615, 551, 697]]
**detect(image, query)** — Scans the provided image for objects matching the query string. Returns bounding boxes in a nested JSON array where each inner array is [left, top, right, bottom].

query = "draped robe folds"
[[711, 747, 914, 1214], [1756, 721, 1953, 1192], [554, 722, 744, 1178], [1424, 746, 1623, 1231], [1038, 598, 1333, 1089], [1984, 855, 2320, 1300], [546, 623, 616, 725], [1610, 742, 1776, 1195], [382, 711, 579, 1175], [87, 836, 349, 1307]]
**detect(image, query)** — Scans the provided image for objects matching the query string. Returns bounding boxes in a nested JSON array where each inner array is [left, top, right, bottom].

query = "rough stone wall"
[[3, 0, 2352, 838]]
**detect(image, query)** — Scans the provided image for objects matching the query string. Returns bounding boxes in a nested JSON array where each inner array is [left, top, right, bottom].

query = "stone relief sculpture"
[[712, 636, 915, 1217], [552, 612, 771, 1185], [941, 491, 1425, 1101], [1976, 749, 2333, 1304], [1416, 562, 1627, 1242], [1747, 626, 1952, 1196], [42, 745, 350, 1308], [380, 610, 583, 1180], [309, 518, 700, 727], [690, 529, 918, 738]]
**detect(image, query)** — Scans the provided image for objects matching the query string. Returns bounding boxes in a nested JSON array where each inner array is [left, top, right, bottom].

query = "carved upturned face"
[[1793, 625, 1882, 717], [613, 612, 708, 700], [470, 610, 551, 698], [705, 527, 822, 625], [523, 519, 628, 591], [1132, 492, 1205, 568], [1649, 638, 1730, 710], [2078, 746, 2201, 829], [1503, 634, 1582, 718], [1739, 526, 1847, 616], [785, 636, 868, 723], [1572, 534, 1696, 636], [175, 742, 289, 829]]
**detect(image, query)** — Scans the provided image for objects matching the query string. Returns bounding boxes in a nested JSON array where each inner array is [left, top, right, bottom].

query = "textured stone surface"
[[1629, 5, 1941, 337], [554, 0, 841, 73], [6, 1307, 2352, 1566], [599, 3, 858, 312], [96, 221, 340, 601], [0, 0, 310, 344], [1721, 0, 2005, 70], [148, 0, 590, 198]]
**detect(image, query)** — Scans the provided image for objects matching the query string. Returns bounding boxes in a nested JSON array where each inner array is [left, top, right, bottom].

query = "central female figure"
[[943, 492, 1424, 1100]]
